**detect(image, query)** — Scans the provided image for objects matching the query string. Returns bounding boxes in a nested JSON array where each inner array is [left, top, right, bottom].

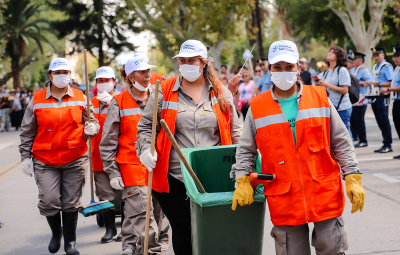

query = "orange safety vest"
[[250, 85, 344, 226], [114, 90, 147, 187], [150, 73, 165, 85], [152, 76, 232, 193], [91, 97, 109, 172], [32, 88, 88, 166]]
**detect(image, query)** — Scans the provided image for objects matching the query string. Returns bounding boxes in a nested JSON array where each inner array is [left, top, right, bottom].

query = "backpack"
[[324, 67, 360, 109]]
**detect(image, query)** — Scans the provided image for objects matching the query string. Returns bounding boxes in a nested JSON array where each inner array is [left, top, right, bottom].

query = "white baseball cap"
[[95, 66, 115, 79], [48, 58, 71, 71], [299, 58, 307, 63], [133, 52, 150, 63], [172, 40, 207, 59], [268, 40, 299, 65], [124, 55, 156, 76]]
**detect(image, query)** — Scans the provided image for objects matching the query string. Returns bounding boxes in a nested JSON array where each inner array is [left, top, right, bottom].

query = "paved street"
[[0, 107, 399, 255]]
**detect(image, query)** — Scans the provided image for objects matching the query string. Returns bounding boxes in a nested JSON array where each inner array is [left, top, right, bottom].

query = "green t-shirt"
[[277, 93, 299, 145]]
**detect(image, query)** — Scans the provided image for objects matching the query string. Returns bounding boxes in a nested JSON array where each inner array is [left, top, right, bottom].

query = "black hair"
[[221, 65, 227, 69]]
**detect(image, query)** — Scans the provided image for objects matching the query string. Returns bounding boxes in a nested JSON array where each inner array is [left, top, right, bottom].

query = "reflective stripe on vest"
[[250, 85, 343, 226], [151, 76, 232, 193], [114, 90, 146, 187], [32, 88, 88, 166]]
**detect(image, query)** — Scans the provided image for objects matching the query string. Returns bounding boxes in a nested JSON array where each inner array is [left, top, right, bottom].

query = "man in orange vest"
[[91, 66, 123, 243], [231, 40, 365, 254], [19, 58, 100, 255]]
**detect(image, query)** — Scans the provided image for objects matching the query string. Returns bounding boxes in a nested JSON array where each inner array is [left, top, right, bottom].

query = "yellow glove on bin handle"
[[232, 175, 254, 211], [345, 173, 365, 213]]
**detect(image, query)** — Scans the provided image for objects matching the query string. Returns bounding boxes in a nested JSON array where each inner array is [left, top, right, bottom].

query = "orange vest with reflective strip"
[[250, 85, 344, 226], [152, 76, 232, 193], [91, 97, 109, 172], [32, 88, 88, 166], [114, 90, 147, 187]]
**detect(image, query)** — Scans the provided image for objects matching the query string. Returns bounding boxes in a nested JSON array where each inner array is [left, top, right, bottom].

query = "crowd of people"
[[10, 33, 400, 255]]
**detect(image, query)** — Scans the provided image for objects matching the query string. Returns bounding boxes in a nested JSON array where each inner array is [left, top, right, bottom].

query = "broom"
[[144, 80, 160, 255], [80, 49, 114, 217]]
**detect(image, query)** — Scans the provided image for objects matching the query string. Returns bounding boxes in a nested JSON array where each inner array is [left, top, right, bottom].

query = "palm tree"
[[0, 0, 54, 88]]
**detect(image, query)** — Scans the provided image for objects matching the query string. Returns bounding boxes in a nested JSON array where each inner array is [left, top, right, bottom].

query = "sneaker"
[[121, 248, 134, 255]]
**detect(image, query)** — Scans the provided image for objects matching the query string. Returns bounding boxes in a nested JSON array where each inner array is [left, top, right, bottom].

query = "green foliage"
[[48, 0, 139, 66]]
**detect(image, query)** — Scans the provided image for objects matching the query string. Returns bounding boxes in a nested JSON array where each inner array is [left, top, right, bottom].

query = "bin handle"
[[160, 119, 206, 193]]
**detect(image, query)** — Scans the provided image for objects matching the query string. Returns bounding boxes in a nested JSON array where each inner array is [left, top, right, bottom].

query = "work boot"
[[101, 209, 117, 243], [115, 202, 125, 242], [62, 211, 80, 255], [46, 212, 63, 253]]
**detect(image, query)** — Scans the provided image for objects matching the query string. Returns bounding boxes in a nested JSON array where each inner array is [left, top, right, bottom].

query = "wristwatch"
[[387, 87, 390, 92]]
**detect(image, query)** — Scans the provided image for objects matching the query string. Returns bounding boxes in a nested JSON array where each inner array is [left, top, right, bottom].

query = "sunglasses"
[[255, 70, 261, 72], [243, 75, 249, 77]]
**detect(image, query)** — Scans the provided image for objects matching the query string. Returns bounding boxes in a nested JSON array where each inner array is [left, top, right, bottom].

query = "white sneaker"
[[121, 248, 134, 255]]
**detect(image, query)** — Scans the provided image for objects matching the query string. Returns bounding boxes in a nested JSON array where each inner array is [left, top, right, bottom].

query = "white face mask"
[[132, 81, 150, 92], [52, 74, 70, 88], [179, 64, 202, 82], [97, 82, 114, 94], [271, 72, 298, 91]]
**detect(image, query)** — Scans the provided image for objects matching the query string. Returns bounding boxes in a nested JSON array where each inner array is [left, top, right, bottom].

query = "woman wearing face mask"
[[100, 55, 168, 255], [19, 57, 100, 255], [231, 40, 365, 255], [136, 39, 242, 255], [90, 66, 123, 244], [237, 69, 255, 119]]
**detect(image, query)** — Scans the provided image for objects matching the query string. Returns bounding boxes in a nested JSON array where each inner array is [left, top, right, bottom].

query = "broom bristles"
[[81, 201, 114, 217]]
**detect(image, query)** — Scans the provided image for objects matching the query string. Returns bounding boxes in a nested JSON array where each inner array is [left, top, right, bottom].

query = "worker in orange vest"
[[100, 55, 168, 255], [91, 66, 124, 243], [231, 40, 365, 254], [19, 58, 100, 255], [150, 71, 166, 86], [136, 40, 242, 255]]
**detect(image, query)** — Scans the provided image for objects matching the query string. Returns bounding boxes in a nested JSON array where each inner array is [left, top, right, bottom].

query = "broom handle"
[[144, 80, 160, 255], [160, 119, 206, 193], [83, 49, 94, 202]]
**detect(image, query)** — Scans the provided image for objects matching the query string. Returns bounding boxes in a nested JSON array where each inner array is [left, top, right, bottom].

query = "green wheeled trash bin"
[[180, 145, 266, 255]]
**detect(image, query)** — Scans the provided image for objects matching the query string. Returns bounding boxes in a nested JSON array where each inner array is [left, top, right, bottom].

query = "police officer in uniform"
[[380, 47, 400, 159], [370, 47, 394, 153], [350, 52, 373, 147], [347, 51, 354, 71]]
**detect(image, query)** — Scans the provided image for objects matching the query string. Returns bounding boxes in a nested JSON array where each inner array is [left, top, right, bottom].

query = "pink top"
[[238, 80, 255, 102]]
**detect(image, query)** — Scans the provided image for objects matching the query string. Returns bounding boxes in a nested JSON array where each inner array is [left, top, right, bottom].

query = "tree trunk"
[[208, 41, 225, 72], [95, 0, 104, 67], [254, 0, 264, 59], [11, 56, 21, 89]]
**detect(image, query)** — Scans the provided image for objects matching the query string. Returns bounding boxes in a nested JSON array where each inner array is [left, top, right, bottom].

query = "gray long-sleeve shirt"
[[136, 75, 242, 181], [231, 83, 359, 179], [19, 85, 99, 161]]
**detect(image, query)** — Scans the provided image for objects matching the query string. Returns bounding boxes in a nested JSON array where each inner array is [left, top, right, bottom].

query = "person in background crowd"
[[24, 90, 33, 111], [347, 51, 355, 71], [10, 94, 23, 130], [299, 58, 312, 85], [308, 62, 318, 77], [15, 87, 21, 98], [71, 82, 80, 90], [258, 58, 273, 92], [253, 64, 262, 94], [220, 65, 230, 81], [231, 39, 364, 255], [350, 52, 373, 148], [318, 46, 353, 138], [380, 47, 400, 158], [0, 93, 11, 132], [370, 47, 394, 153], [219, 74, 228, 86], [19, 57, 100, 255], [237, 69, 255, 119]]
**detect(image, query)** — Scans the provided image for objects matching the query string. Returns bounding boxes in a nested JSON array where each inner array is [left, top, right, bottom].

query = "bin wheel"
[[97, 213, 105, 227]]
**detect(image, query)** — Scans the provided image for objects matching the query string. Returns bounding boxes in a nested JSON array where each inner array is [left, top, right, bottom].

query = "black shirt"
[[300, 71, 312, 85]]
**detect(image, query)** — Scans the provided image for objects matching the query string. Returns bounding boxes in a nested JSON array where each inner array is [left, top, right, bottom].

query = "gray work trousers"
[[271, 216, 348, 255], [121, 186, 163, 255], [94, 171, 121, 201], [33, 153, 88, 217], [1, 108, 10, 131]]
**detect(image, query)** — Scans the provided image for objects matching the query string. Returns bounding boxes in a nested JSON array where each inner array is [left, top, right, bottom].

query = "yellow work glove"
[[345, 174, 365, 213], [231, 175, 254, 211]]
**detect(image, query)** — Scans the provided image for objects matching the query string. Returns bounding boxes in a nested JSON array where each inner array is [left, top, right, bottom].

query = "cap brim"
[[134, 64, 156, 71], [269, 55, 298, 65], [49, 66, 71, 72], [95, 75, 115, 79], [172, 52, 202, 59]]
